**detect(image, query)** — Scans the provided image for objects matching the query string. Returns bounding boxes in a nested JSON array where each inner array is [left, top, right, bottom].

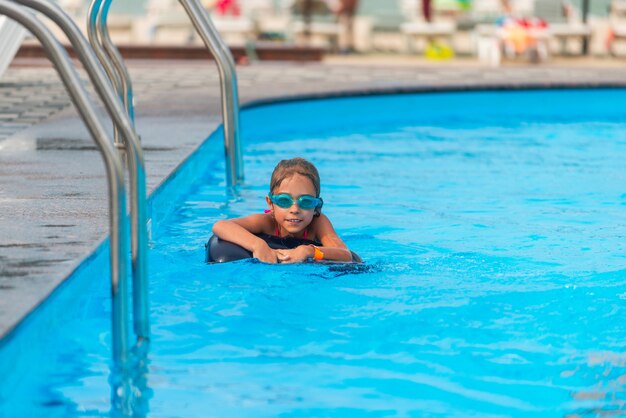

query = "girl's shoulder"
[[242, 212, 273, 221], [312, 213, 332, 226], [231, 212, 275, 235], [308, 213, 333, 237], [256, 212, 277, 235]]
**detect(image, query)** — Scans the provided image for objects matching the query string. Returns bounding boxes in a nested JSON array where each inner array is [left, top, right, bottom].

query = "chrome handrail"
[[178, 0, 244, 187], [87, 0, 149, 341], [95, 0, 135, 123], [11, 0, 150, 346], [0, 0, 132, 410], [86, 0, 121, 144]]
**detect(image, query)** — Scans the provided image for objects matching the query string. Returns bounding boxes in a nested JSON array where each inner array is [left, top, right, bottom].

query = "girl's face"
[[266, 173, 317, 237]]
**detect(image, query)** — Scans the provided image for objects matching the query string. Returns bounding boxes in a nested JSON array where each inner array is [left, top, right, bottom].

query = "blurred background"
[[5, 0, 626, 68]]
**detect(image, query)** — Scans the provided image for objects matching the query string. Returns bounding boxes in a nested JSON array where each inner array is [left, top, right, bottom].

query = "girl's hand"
[[276, 245, 314, 264], [252, 242, 279, 264]]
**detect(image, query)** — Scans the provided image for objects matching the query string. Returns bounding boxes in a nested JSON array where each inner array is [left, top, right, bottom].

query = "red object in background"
[[606, 29, 615, 50], [215, 0, 240, 16], [422, 0, 432, 22], [516, 17, 548, 29]]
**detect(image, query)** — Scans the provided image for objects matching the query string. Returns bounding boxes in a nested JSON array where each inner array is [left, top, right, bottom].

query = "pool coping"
[[242, 82, 626, 110]]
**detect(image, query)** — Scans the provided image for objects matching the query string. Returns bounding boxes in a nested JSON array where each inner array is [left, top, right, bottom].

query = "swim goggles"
[[269, 193, 322, 210]]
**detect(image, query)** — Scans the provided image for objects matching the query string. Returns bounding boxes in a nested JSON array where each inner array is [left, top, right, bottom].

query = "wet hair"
[[269, 157, 321, 197]]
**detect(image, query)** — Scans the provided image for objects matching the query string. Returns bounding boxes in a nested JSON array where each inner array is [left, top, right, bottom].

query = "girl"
[[212, 158, 353, 264]]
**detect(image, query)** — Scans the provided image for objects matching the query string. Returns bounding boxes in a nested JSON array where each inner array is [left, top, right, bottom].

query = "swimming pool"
[[2, 88, 626, 416]]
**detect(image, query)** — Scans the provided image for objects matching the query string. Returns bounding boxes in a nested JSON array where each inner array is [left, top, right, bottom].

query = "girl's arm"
[[279, 214, 353, 263], [212, 214, 279, 263], [314, 214, 353, 262]]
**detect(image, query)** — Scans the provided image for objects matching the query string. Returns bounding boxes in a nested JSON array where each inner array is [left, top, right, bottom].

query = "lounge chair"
[[347, 0, 455, 53], [0, 17, 26, 79], [398, 0, 456, 53], [534, 0, 592, 55], [473, 0, 548, 65], [400, 1, 456, 52], [140, 0, 256, 46], [400, 0, 456, 53], [211, 16, 257, 47], [352, 0, 406, 52], [288, 0, 341, 49], [474, 0, 590, 64], [139, 0, 196, 44]]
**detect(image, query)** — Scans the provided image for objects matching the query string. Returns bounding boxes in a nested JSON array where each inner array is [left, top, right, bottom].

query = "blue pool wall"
[[242, 88, 626, 141]]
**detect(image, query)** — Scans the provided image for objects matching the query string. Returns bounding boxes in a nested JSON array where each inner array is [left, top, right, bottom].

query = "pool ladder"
[[177, 0, 244, 186], [0, 0, 243, 414], [0, 0, 148, 412], [87, 0, 244, 187]]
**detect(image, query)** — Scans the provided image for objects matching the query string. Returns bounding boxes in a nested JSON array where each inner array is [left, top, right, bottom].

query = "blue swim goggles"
[[269, 193, 323, 210]]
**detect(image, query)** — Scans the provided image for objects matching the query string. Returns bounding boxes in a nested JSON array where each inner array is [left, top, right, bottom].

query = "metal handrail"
[[178, 0, 244, 187], [11, 0, 150, 345], [86, 0, 121, 144], [94, 0, 135, 123], [88, 0, 243, 189], [87, 0, 150, 344], [0, 0, 132, 410]]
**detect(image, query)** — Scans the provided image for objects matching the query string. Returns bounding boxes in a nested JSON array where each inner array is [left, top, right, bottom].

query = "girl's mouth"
[[286, 219, 302, 224]]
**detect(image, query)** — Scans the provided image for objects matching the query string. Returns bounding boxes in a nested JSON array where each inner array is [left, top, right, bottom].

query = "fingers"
[[257, 249, 308, 264], [276, 248, 310, 264], [279, 252, 298, 264], [254, 250, 278, 263], [275, 250, 290, 262]]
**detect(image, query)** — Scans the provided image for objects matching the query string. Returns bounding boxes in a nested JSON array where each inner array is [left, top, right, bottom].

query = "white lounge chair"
[[400, 20, 456, 52], [211, 15, 257, 46], [137, 0, 195, 44], [473, 0, 547, 66], [139, 0, 256, 46], [534, 0, 592, 55], [474, 0, 590, 65], [287, 0, 341, 49], [398, 0, 456, 53], [0, 17, 26, 80]]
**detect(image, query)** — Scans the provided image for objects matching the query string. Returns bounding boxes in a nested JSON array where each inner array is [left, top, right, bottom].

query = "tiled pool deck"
[[2, 56, 626, 338]]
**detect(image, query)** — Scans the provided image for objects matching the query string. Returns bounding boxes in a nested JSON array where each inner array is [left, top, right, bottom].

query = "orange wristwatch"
[[311, 245, 324, 261]]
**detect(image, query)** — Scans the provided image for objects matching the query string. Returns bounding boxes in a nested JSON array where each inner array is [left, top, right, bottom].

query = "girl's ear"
[[265, 195, 273, 212], [314, 197, 324, 217]]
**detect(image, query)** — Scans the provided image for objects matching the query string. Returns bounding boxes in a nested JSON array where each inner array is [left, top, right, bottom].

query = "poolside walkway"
[[2, 55, 626, 337]]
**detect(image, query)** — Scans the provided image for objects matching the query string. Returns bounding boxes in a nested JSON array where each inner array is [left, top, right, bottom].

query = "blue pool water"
[[2, 89, 626, 416]]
